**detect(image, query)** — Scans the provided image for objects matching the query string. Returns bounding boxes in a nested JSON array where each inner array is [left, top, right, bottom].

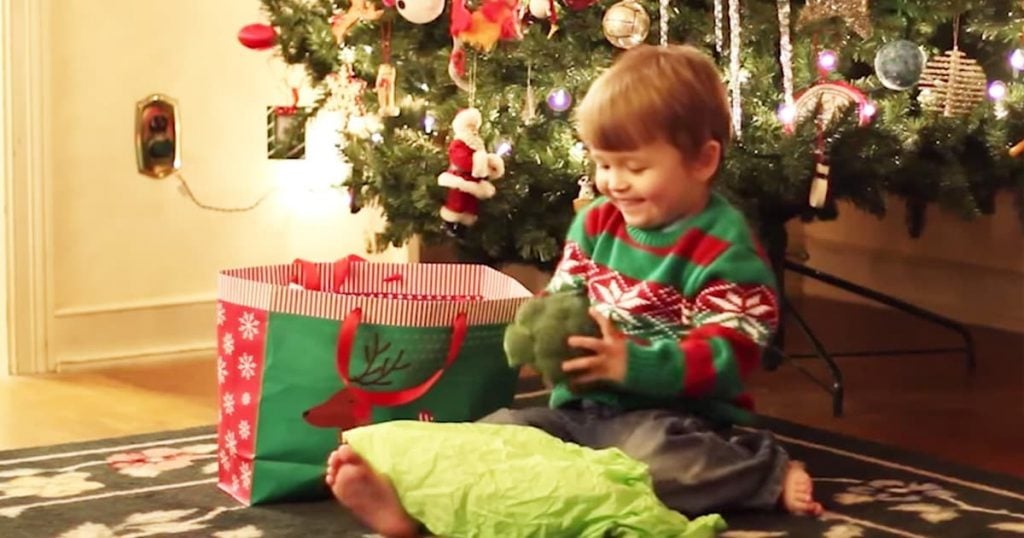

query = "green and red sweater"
[[546, 192, 779, 425]]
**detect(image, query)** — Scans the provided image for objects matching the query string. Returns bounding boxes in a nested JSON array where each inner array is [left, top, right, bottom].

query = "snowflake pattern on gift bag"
[[216, 301, 269, 503]]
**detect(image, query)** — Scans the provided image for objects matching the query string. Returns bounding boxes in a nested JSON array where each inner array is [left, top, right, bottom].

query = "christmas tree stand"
[[763, 225, 976, 418]]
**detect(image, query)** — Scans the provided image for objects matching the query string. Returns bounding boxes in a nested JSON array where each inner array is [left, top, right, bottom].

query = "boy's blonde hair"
[[576, 44, 731, 163]]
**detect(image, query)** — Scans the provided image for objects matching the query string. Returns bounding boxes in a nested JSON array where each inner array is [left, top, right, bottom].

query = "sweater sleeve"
[[544, 200, 602, 295], [620, 245, 779, 401]]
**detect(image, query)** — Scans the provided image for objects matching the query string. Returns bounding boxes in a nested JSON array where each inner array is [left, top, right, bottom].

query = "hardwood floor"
[[749, 297, 1024, 478], [1, 298, 1021, 480], [0, 357, 218, 450]]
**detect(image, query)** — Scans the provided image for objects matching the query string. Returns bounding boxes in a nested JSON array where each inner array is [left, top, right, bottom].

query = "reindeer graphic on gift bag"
[[303, 308, 467, 439]]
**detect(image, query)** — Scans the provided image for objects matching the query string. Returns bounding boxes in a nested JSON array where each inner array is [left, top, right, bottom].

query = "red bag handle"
[[336, 307, 467, 407], [291, 259, 322, 290], [292, 255, 368, 292]]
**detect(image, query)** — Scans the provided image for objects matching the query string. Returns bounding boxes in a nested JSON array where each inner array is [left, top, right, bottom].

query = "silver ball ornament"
[[874, 40, 926, 91]]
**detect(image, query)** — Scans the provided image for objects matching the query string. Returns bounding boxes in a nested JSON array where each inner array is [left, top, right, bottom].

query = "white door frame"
[[2, 0, 53, 375]]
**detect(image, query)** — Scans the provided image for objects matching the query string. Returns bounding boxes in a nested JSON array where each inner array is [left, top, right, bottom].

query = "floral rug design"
[[0, 413, 1021, 537]]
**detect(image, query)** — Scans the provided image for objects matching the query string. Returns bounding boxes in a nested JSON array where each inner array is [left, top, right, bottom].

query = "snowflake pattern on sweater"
[[691, 281, 777, 344], [546, 194, 779, 423], [550, 243, 777, 345]]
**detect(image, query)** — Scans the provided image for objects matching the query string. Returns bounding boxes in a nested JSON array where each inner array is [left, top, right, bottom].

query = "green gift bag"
[[216, 257, 531, 505]]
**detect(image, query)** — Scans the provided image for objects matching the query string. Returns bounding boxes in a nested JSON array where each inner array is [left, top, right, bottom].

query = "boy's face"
[[590, 138, 720, 229]]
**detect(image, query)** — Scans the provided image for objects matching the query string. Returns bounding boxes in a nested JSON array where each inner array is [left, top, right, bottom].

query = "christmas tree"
[[252, 0, 1024, 269]]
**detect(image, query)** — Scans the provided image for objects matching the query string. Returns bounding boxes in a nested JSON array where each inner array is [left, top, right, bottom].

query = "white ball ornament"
[[395, 0, 445, 24]]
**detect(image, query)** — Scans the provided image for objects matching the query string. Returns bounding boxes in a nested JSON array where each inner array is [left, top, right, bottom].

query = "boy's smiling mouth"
[[612, 197, 644, 206]]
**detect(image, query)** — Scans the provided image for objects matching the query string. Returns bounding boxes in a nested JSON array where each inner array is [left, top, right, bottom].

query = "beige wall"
[[40, 0, 407, 371], [0, 0, 9, 375], [792, 193, 1024, 333]]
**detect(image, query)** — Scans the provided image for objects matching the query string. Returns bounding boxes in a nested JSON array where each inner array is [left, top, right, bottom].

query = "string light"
[[988, 81, 1007, 101], [989, 81, 1008, 119], [859, 101, 877, 124], [777, 103, 797, 124], [1010, 49, 1024, 73], [817, 50, 838, 73]]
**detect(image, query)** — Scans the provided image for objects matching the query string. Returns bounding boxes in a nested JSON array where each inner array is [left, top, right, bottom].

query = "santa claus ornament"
[[437, 108, 505, 237]]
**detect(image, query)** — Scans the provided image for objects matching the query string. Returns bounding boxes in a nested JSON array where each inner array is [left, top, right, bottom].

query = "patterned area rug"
[[1, 402, 1022, 537]]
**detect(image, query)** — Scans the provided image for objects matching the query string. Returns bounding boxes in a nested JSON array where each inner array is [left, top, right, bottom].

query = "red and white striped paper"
[[218, 261, 533, 327]]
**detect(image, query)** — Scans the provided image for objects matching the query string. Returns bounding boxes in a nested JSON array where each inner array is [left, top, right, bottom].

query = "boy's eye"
[[626, 165, 647, 173]]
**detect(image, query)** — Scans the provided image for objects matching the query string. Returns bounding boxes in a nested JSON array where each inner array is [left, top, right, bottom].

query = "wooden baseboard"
[[51, 297, 216, 371], [56, 345, 215, 373], [799, 238, 1024, 333]]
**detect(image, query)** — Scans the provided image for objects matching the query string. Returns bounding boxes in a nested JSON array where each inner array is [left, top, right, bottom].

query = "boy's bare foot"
[[780, 461, 824, 516], [326, 445, 422, 538]]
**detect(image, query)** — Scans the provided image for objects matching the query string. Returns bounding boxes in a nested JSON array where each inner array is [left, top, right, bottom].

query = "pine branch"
[[261, 0, 1024, 268]]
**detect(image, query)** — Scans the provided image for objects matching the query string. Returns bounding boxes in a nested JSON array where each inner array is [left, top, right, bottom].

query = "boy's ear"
[[693, 140, 722, 184]]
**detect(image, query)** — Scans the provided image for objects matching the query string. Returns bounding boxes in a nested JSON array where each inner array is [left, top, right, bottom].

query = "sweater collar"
[[625, 192, 723, 247]]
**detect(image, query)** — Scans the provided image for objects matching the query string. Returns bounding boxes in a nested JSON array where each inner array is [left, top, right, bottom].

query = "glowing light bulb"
[[858, 101, 877, 126], [496, 140, 512, 157], [988, 81, 1007, 101], [1011, 49, 1024, 71], [423, 114, 437, 133], [777, 103, 797, 124], [817, 50, 839, 72]]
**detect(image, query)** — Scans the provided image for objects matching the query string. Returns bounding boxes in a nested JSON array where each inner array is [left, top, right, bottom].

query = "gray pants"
[[479, 401, 789, 516]]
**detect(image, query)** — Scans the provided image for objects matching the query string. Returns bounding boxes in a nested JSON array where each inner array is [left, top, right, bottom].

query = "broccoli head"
[[503, 291, 599, 384]]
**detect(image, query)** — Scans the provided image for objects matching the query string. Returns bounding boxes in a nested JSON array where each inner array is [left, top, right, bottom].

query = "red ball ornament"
[[237, 23, 277, 50], [563, 0, 597, 11]]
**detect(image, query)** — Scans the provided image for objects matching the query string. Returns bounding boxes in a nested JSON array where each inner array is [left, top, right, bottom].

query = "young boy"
[[326, 44, 823, 537]]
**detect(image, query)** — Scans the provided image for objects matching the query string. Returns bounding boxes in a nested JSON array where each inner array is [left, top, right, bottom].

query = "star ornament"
[[797, 0, 872, 39]]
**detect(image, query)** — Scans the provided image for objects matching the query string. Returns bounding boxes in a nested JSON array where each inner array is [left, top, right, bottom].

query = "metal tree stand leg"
[[783, 261, 976, 371], [759, 221, 975, 418], [779, 296, 844, 417]]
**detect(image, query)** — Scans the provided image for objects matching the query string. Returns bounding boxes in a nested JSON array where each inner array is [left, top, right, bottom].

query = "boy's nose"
[[606, 172, 630, 193]]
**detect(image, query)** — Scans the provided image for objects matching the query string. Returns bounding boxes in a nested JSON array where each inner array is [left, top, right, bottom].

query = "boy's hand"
[[563, 308, 627, 389]]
